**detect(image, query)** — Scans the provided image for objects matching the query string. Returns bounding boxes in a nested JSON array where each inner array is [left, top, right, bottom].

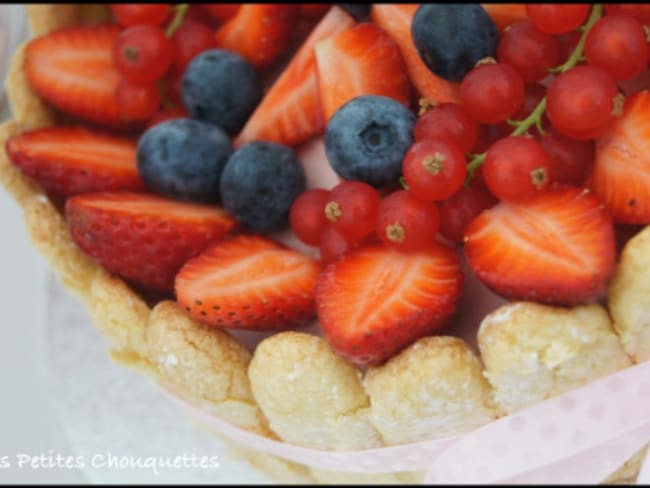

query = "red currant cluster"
[[292, 3, 650, 261], [459, 3, 648, 204], [110, 4, 221, 125]]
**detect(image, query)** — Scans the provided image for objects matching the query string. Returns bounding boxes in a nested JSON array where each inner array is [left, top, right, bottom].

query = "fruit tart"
[[1, 3, 649, 483]]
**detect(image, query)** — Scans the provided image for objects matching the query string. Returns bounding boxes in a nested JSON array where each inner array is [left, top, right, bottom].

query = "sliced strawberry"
[[370, 4, 461, 106], [6, 127, 143, 197], [214, 4, 300, 71], [314, 23, 412, 122], [316, 243, 463, 365], [591, 90, 650, 224], [481, 4, 529, 31], [234, 7, 356, 148], [464, 186, 616, 306], [66, 192, 238, 293], [175, 234, 320, 330], [24, 25, 127, 129]]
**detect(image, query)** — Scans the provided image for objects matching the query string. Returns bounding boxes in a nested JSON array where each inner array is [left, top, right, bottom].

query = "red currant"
[[497, 21, 560, 83], [605, 4, 650, 25], [546, 65, 622, 140], [324, 181, 380, 245], [585, 13, 650, 81], [460, 62, 525, 124], [537, 127, 595, 186], [319, 226, 351, 265], [525, 4, 591, 35], [171, 20, 216, 71], [376, 190, 440, 253], [402, 139, 467, 202], [512, 83, 548, 121], [483, 136, 553, 203], [438, 184, 497, 244], [414, 103, 479, 153], [473, 123, 513, 154], [111, 4, 171, 27], [289, 188, 331, 246], [557, 31, 582, 64], [114, 79, 161, 121], [113, 25, 173, 85]]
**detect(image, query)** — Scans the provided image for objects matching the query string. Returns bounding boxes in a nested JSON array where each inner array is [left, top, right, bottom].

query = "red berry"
[[290, 188, 331, 246], [473, 123, 513, 154], [525, 4, 591, 35], [113, 25, 173, 85], [497, 21, 560, 83], [585, 13, 650, 81], [514, 83, 547, 117], [546, 65, 622, 140], [605, 4, 650, 25], [146, 106, 189, 129], [111, 4, 171, 27], [376, 190, 440, 253], [483, 136, 553, 203], [319, 226, 351, 265], [114, 78, 161, 121], [537, 127, 595, 186], [438, 184, 497, 244], [402, 139, 467, 202], [557, 31, 582, 64], [324, 181, 381, 245], [414, 103, 479, 153], [459, 62, 525, 124], [171, 20, 216, 71]]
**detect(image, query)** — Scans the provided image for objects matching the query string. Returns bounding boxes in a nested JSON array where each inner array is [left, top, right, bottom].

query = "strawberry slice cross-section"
[[24, 24, 127, 129], [6, 126, 143, 197], [214, 4, 300, 71], [176, 234, 320, 330], [66, 192, 238, 293], [316, 243, 463, 366], [370, 4, 461, 106], [591, 90, 650, 224], [235, 6, 356, 148], [464, 186, 617, 306], [314, 22, 412, 122]]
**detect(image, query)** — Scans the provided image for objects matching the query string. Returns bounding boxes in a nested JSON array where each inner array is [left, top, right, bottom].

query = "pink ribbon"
[[162, 359, 650, 483]]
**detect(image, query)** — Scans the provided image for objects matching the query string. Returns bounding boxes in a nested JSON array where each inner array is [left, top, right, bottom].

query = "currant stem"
[[165, 3, 189, 37], [465, 3, 603, 181], [549, 4, 603, 74]]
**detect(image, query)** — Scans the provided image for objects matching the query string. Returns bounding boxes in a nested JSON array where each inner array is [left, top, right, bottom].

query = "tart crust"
[[1, 4, 648, 484]]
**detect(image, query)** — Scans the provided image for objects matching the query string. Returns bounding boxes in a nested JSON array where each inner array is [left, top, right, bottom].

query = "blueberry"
[[324, 95, 415, 189], [220, 142, 306, 231], [338, 4, 371, 21], [137, 118, 233, 203], [411, 4, 499, 82], [181, 49, 262, 134]]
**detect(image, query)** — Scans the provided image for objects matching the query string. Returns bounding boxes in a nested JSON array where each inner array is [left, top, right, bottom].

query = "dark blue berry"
[[220, 142, 306, 231], [338, 4, 371, 21], [181, 49, 262, 134], [136, 118, 232, 203], [324, 95, 415, 189], [411, 4, 499, 83]]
